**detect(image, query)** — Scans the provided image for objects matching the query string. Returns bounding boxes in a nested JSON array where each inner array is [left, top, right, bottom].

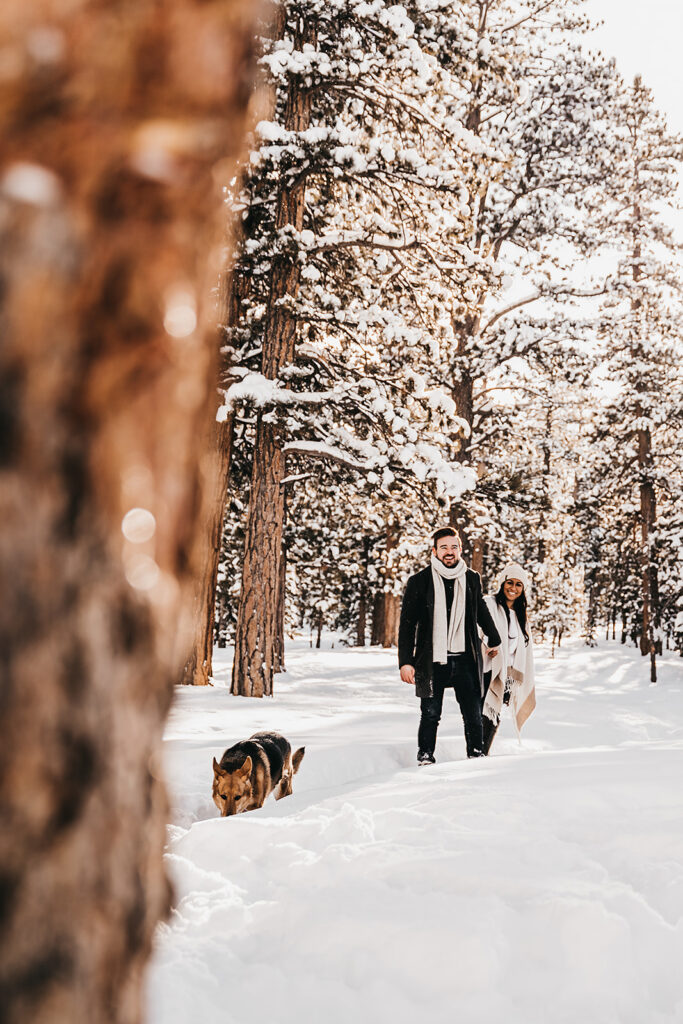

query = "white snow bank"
[[148, 639, 683, 1024]]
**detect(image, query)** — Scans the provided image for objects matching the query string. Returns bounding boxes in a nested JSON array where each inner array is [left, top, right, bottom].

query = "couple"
[[398, 526, 536, 763]]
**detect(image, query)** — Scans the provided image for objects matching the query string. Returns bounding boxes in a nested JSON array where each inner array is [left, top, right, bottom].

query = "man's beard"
[[438, 553, 459, 565]]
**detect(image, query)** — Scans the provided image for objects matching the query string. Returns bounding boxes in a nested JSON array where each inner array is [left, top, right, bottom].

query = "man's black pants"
[[418, 654, 484, 758]]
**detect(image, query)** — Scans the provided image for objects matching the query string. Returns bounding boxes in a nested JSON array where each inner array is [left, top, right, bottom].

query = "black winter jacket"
[[398, 565, 502, 698]]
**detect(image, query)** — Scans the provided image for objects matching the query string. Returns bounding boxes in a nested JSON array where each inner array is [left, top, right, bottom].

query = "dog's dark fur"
[[212, 731, 305, 817]]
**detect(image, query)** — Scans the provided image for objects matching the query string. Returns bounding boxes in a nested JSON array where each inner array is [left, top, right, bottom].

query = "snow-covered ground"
[[148, 638, 683, 1024]]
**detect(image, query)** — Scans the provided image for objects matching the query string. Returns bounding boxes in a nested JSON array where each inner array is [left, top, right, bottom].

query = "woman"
[[481, 563, 536, 755]]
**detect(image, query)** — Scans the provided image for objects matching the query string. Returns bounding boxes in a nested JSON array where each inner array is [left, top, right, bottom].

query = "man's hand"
[[486, 647, 499, 658], [400, 664, 415, 685]]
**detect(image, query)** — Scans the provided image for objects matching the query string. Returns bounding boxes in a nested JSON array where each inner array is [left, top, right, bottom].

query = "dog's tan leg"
[[276, 751, 293, 799], [275, 776, 289, 800]]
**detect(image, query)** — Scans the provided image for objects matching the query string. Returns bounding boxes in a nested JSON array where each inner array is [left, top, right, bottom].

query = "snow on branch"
[[283, 441, 379, 473], [217, 373, 355, 417], [501, 0, 561, 35]]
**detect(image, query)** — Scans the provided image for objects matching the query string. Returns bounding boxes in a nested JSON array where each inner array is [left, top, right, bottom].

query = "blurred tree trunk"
[[0, 2, 261, 1023], [371, 521, 400, 648]]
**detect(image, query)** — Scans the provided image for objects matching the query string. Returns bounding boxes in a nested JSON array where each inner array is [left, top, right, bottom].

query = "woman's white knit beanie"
[[499, 562, 531, 595]]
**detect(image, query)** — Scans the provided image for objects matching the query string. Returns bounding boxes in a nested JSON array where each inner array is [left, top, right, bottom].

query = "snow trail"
[[149, 640, 683, 1024]]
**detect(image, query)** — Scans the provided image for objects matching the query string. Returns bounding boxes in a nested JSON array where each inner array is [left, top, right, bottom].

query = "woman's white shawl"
[[481, 596, 536, 736]]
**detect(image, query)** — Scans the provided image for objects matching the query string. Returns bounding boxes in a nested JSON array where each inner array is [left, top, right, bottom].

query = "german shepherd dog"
[[212, 731, 305, 817]]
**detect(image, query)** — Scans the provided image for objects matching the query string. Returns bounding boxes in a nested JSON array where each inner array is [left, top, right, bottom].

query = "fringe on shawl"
[[484, 671, 531, 731], [483, 673, 506, 725]]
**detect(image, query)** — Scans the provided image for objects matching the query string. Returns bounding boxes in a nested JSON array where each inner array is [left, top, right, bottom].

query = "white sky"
[[583, 0, 682, 240], [585, 0, 683, 132]]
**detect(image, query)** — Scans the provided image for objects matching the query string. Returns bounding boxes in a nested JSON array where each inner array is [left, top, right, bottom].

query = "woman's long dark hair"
[[495, 583, 529, 645]]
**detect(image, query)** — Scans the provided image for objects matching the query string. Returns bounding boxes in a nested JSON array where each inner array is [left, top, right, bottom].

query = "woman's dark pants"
[[418, 654, 484, 758], [481, 669, 498, 755]]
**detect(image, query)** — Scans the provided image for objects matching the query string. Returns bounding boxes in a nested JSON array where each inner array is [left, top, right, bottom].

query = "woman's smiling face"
[[503, 578, 524, 603]]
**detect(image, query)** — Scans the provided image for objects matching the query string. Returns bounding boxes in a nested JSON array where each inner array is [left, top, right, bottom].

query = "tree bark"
[[630, 139, 660, 678], [273, 518, 287, 673], [356, 535, 371, 646], [449, 360, 480, 564], [181, 415, 234, 685], [470, 536, 485, 575], [383, 594, 401, 648], [537, 407, 553, 565], [0, 2, 260, 1022], [232, 12, 314, 697], [371, 521, 400, 647], [371, 591, 386, 646], [181, 254, 251, 685], [638, 419, 659, 680]]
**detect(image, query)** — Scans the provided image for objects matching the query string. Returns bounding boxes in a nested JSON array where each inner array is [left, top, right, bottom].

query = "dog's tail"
[[292, 747, 305, 773]]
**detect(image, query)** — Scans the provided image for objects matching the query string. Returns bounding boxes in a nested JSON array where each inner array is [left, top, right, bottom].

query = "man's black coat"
[[398, 565, 502, 699]]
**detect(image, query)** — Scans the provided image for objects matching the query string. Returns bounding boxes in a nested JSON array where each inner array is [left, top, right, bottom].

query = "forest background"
[[193, 0, 683, 701]]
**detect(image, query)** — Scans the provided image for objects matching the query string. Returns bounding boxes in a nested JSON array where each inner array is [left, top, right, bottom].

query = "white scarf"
[[481, 595, 536, 735], [431, 554, 467, 664]]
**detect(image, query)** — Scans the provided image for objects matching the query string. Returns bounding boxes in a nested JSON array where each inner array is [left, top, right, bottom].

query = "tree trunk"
[[470, 536, 485, 575], [638, 423, 659, 681], [537, 407, 553, 565], [357, 593, 367, 647], [232, 12, 314, 697], [273, 526, 287, 673], [181, 251, 251, 685], [449, 363, 480, 564], [631, 150, 660, 677], [383, 594, 401, 648], [232, 421, 285, 695], [371, 591, 386, 646], [181, 415, 234, 685], [585, 573, 600, 647], [356, 535, 371, 646], [372, 521, 400, 647], [0, 3, 261, 1023]]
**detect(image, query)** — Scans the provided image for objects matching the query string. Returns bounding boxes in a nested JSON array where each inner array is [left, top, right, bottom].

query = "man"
[[398, 527, 501, 763]]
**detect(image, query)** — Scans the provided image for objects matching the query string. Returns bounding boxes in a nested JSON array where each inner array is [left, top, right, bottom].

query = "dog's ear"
[[213, 757, 224, 776], [292, 747, 305, 773], [239, 756, 252, 778]]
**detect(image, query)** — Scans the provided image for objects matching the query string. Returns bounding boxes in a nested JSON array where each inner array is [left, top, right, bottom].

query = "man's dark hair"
[[432, 526, 460, 547]]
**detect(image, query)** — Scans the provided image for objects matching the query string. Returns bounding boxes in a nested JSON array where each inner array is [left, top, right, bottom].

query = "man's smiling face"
[[433, 534, 461, 567]]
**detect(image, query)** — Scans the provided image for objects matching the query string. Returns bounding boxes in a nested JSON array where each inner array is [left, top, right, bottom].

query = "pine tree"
[[410, 0, 623, 577], [587, 75, 683, 678], [226, 0, 488, 694]]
